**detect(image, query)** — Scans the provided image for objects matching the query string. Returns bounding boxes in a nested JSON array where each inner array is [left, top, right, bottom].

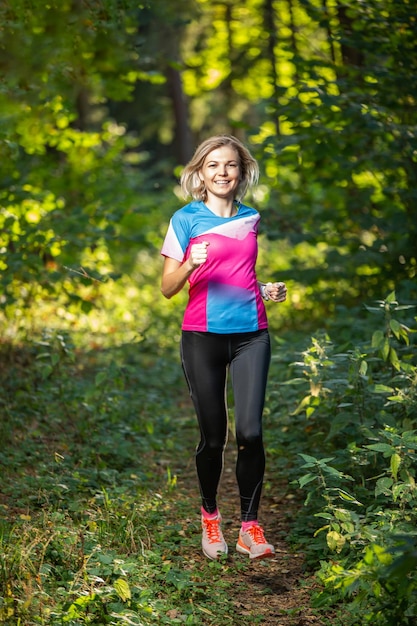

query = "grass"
[[0, 325, 307, 625], [2, 288, 416, 625]]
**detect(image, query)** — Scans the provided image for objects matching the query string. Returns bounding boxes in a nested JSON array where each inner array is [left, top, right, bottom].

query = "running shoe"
[[201, 513, 228, 560], [236, 524, 275, 559]]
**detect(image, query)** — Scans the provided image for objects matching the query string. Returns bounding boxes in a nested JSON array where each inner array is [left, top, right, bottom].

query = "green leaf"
[[389, 347, 401, 371], [371, 330, 384, 349], [392, 483, 407, 502], [370, 384, 394, 394], [366, 443, 394, 455], [298, 473, 316, 488], [114, 578, 131, 602], [314, 512, 334, 520], [390, 452, 401, 480], [306, 406, 316, 418], [40, 365, 53, 379], [337, 490, 363, 506], [389, 318, 401, 339], [375, 477, 394, 496], [359, 360, 368, 376], [298, 453, 319, 465], [318, 457, 336, 465], [381, 338, 390, 360], [334, 508, 352, 522], [326, 530, 346, 553], [386, 291, 397, 304]]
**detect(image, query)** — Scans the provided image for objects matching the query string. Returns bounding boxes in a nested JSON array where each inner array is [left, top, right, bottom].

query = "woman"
[[161, 135, 287, 560]]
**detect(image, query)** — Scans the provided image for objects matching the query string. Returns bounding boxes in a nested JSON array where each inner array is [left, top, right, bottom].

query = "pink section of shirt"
[[161, 202, 268, 333], [182, 231, 267, 333]]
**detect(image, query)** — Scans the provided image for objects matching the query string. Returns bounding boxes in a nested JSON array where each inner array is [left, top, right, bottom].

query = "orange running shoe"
[[236, 524, 275, 559], [201, 513, 228, 560]]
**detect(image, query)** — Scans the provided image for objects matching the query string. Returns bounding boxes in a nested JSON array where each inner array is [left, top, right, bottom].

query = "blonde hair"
[[180, 135, 259, 202]]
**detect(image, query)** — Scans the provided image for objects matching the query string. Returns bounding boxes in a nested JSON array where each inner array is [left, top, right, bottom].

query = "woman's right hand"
[[189, 241, 209, 268]]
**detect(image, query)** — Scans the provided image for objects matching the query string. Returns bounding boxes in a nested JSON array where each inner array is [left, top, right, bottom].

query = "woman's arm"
[[161, 256, 194, 299], [161, 241, 210, 299]]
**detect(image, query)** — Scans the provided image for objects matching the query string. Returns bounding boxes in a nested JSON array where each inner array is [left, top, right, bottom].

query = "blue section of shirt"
[[169, 201, 258, 253], [161, 200, 267, 333]]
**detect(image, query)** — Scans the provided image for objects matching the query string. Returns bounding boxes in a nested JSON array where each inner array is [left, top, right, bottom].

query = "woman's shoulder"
[[173, 200, 204, 217], [238, 203, 260, 218], [171, 200, 204, 225]]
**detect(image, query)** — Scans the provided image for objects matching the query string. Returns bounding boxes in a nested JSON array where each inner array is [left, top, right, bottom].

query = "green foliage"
[[271, 292, 417, 624], [1, 271, 416, 625], [1, 0, 417, 622], [318, 537, 417, 625], [0, 324, 240, 624], [0, 0, 174, 325], [257, 0, 417, 303], [2, 0, 416, 333]]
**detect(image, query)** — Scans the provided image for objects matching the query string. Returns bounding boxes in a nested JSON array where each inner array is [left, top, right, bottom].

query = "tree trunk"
[[166, 65, 193, 164], [263, 0, 281, 136], [336, 2, 364, 67]]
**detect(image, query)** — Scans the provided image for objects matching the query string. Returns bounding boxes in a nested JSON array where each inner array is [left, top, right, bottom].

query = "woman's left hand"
[[265, 282, 287, 303]]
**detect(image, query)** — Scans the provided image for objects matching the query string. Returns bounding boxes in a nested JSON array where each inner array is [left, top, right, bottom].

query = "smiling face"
[[199, 145, 241, 203]]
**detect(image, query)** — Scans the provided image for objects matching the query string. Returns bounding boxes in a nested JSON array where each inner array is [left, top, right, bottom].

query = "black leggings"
[[180, 329, 271, 522]]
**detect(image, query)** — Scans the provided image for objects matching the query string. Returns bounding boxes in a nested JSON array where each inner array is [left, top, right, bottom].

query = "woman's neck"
[[205, 197, 237, 218]]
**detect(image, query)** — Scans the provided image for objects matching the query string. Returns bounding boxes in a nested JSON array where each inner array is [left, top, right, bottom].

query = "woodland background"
[[1, 1, 417, 625]]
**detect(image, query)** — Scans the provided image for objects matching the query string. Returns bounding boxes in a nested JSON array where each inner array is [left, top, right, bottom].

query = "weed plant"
[[266, 292, 417, 625], [0, 288, 416, 624]]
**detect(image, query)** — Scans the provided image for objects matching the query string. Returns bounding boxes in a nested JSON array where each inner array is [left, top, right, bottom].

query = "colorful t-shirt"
[[161, 200, 268, 334]]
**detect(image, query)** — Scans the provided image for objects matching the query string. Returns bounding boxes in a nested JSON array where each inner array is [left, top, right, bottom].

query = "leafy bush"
[[277, 292, 417, 624]]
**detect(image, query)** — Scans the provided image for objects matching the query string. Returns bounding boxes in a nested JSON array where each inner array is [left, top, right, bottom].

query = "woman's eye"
[[205, 162, 238, 169]]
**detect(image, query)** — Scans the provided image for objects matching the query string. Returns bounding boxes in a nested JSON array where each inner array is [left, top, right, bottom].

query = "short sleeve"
[[160, 218, 186, 262]]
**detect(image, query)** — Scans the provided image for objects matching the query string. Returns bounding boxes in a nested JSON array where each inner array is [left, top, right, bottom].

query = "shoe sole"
[[203, 545, 229, 560], [236, 542, 275, 560]]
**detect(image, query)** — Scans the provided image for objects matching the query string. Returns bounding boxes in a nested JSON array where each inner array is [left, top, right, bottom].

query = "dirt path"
[[172, 439, 326, 626]]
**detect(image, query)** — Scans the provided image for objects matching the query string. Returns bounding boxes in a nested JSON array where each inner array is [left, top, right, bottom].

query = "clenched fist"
[[189, 241, 210, 269], [265, 281, 287, 303]]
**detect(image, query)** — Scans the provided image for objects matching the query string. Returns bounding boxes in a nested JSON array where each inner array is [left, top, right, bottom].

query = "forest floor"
[[164, 435, 330, 626], [1, 340, 341, 626]]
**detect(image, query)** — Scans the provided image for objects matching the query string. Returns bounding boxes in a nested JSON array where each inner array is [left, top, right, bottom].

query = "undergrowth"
[[0, 324, 285, 625], [266, 291, 417, 625], [0, 290, 416, 624]]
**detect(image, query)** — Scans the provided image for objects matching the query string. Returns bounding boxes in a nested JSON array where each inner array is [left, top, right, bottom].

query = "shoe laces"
[[246, 524, 267, 545], [203, 517, 222, 544]]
